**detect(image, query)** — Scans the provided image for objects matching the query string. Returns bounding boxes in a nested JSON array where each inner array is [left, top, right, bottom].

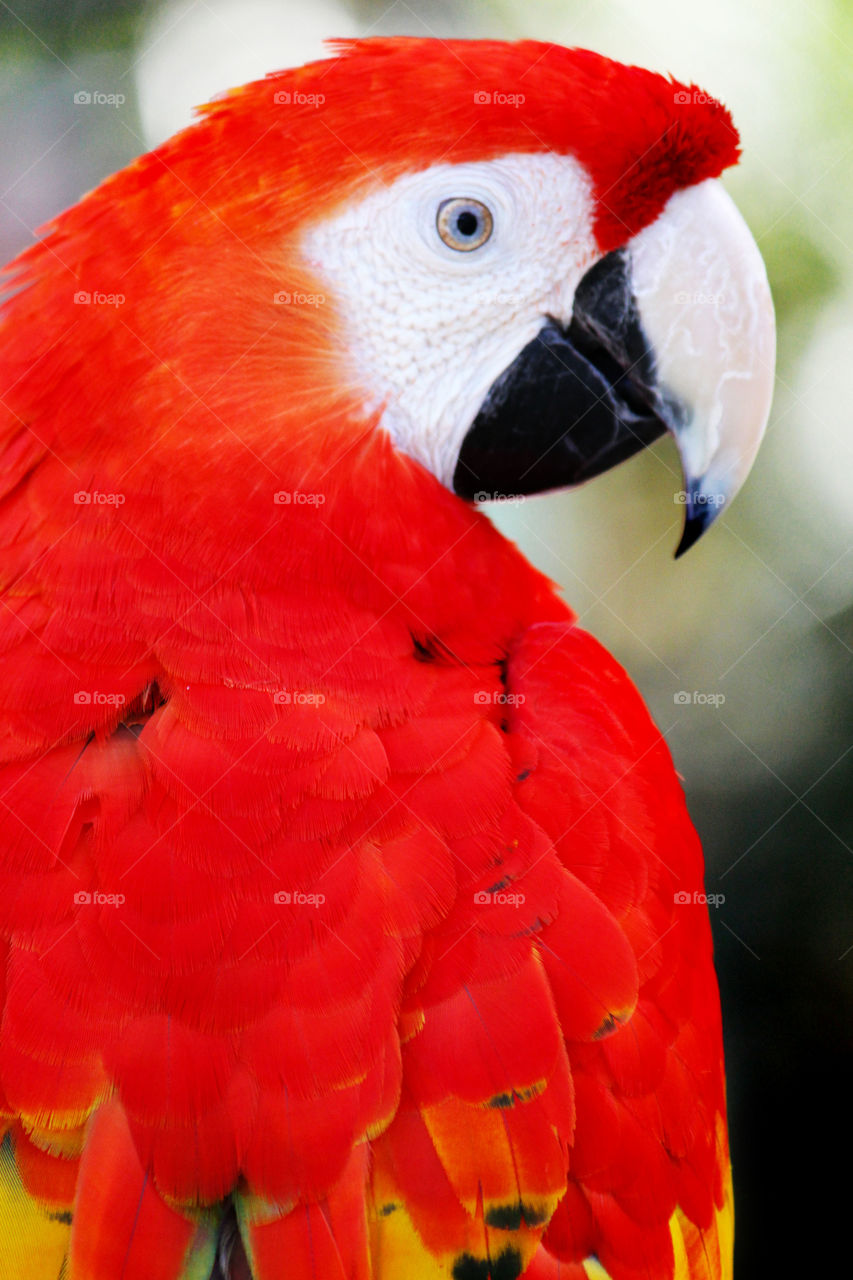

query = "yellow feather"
[[0, 1142, 68, 1280]]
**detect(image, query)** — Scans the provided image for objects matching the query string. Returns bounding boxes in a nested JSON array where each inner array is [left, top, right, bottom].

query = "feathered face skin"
[[0, 37, 772, 1280], [302, 148, 773, 554]]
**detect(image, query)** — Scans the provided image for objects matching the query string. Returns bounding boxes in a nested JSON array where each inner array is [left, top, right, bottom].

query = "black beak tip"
[[674, 506, 715, 558]]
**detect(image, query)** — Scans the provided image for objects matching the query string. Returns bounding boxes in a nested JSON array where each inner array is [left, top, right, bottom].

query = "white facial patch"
[[301, 153, 599, 488]]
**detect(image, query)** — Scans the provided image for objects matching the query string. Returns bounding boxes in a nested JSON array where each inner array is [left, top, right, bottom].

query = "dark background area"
[[2, 0, 851, 1273]]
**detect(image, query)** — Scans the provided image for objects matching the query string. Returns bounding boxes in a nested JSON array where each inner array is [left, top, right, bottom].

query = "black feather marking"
[[452, 1248, 523, 1280]]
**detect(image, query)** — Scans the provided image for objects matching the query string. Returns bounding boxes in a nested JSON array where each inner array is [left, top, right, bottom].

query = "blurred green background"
[[2, 0, 850, 1273]]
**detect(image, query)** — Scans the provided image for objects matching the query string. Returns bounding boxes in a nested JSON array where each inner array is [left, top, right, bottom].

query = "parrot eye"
[[436, 198, 493, 251]]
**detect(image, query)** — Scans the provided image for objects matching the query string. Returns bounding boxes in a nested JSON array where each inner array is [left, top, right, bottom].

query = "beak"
[[629, 179, 776, 555], [454, 178, 775, 556]]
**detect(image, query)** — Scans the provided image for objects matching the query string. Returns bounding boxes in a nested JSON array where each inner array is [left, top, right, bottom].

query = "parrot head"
[[297, 41, 775, 555], [3, 37, 774, 556]]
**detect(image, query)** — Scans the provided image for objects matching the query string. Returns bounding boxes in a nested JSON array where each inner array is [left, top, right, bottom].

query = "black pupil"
[[455, 209, 479, 238]]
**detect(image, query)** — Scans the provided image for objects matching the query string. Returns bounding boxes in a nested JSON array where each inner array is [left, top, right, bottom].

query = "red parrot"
[[0, 37, 774, 1280]]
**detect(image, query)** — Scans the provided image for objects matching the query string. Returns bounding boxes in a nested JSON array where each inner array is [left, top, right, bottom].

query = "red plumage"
[[0, 37, 736, 1280]]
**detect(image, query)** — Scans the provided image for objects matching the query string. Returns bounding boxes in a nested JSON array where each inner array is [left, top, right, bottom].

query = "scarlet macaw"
[[0, 38, 774, 1280]]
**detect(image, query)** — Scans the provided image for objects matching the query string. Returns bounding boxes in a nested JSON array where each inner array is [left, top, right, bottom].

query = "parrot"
[[0, 36, 774, 1280]]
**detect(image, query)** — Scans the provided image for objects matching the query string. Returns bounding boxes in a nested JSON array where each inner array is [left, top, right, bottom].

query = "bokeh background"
[[2, 0, 850, 1273]]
